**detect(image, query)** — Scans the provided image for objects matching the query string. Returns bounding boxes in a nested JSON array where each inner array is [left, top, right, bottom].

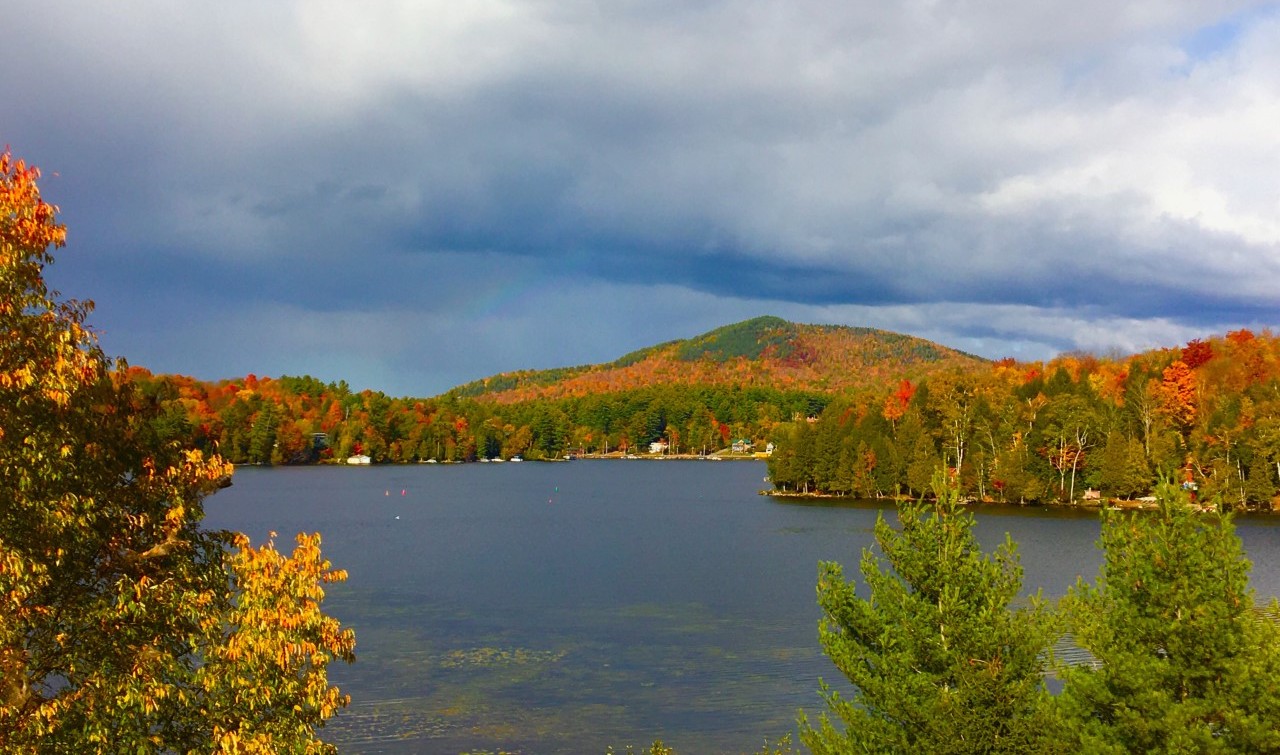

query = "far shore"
[[234, 451, 772, 468], [346, 451, 771, 464], [762, 489, 1271, 514]]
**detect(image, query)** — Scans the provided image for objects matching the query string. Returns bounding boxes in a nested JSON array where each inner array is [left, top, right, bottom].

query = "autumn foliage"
[[770, 332, 1280, 510], [110, 318, 984, 467], [453, 317, 985, 404], [111, 306, 1280, 511], [0, 151, 353, 753]]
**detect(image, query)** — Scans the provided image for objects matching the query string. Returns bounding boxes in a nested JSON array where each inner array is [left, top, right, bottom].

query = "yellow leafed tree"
[[0, 150, 354, 753]]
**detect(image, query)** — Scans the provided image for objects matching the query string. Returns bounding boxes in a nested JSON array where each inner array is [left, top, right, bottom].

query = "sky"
[[5, 1, 1280, 397]]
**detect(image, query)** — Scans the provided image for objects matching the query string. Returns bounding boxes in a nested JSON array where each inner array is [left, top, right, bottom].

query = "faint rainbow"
[[459, 270, 546, 321]]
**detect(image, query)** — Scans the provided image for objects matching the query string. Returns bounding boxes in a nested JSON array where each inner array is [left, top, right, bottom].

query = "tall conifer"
[[800, 473, 1060, 754], [1059, 482, 1280, 752]]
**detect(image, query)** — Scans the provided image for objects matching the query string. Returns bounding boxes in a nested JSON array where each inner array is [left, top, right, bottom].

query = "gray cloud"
[[6, 0, 1279, 395]]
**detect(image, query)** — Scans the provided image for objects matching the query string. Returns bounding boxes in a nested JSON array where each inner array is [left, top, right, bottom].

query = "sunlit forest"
[[767, 330, 1280, 509], [126, 324, 1280, 510]]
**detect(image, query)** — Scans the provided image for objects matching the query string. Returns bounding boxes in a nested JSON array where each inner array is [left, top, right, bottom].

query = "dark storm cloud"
[[5, 0, 1280, 394]]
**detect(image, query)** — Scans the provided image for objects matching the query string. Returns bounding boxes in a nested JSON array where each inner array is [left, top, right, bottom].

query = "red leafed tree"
[[882, 379, 915, 427], [1181, 339, 1214, 370]]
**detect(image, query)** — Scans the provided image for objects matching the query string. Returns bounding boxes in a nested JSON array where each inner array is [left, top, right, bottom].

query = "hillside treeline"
[[767, 329, 1280, 510], [452, 316, 986, 404], [128, 369, 829, 464], [127, 327, 1280, 510]]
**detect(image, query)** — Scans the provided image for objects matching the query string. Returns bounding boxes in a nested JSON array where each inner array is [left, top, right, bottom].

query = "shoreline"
[[235, 452, 770, 468], [761, 489, 1269, 514]]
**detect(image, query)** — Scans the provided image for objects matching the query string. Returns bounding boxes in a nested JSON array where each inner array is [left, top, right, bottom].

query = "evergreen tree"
[[247, 402, 278, 464], [1096, 432, 1151, 499], [792, 421, 818, 493], [800, 473, 1060, 754], [905, 434, 940, 496], [1058, 481, 1280, 752], [1242, 454, 1276, 507], [532, 405, 566, 456]]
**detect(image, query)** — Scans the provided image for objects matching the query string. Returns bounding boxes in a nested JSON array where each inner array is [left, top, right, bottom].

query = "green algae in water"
[[439, 647, 568, 669]]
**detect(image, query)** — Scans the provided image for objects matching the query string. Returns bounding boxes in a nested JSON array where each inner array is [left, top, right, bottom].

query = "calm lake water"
[[204, 461, 1280, 754]]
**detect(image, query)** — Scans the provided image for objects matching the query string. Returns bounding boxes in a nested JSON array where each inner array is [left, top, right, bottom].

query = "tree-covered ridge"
[[674, 316, 798, 361], [768, 330, 1280, 510], [124, 317, 985, 465], [453, 316, 988, 404], [126, 323, 1280, 505], [127, 368, 830, 465], [451, 363, 599, 397]]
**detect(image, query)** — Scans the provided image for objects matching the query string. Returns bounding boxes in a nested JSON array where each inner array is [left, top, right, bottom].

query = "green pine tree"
[[1242, 454, 1277, 508], [1096, 432, 1151, 500], [1058, 481, 1280, 752], [800, 472, 1061, 754], [905, 434, 940, 497]]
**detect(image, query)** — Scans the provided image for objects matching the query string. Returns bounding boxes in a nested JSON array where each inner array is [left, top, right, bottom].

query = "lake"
[[204, 461, 1280, 754]]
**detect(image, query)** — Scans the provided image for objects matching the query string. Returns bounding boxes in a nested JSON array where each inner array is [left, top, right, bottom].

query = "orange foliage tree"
[[0, 151, 354, 753], [1157, 359, 1198, 434]]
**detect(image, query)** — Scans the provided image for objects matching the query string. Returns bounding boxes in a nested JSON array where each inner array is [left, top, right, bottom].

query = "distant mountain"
[[451, 316, 988, 403]]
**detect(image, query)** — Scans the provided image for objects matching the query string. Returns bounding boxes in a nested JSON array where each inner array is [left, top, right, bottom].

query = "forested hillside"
[[124, 316, 1280, 511], [453, 316, 987, 402], [767, 330, 1280, 510], [126, 317, 983, 464]]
